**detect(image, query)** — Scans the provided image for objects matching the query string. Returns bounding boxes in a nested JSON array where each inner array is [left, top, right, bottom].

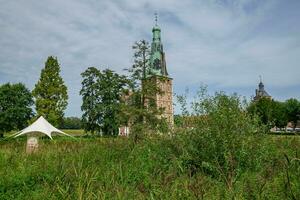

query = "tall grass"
[[0, 135, 299, 199], [1, 90, 299, 199]]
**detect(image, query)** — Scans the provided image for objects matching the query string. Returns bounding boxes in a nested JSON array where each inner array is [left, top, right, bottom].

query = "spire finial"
[[259, 75, 262, 83], [154, 12, 158, 26]]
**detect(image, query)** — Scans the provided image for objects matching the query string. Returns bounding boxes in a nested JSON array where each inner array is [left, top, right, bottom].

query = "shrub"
[[178, 89, 269, 190]]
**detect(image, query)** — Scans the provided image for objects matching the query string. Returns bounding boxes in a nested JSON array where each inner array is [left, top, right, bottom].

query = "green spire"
[[148, 13, 168, 77]]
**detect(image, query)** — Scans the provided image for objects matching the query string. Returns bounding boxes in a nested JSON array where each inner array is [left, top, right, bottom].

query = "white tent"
[[14, 116, 73, 140]]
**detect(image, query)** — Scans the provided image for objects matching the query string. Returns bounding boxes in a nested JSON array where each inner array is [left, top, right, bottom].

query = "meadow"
[[1, 93, 299, 199], [0, 133, 299, 200]]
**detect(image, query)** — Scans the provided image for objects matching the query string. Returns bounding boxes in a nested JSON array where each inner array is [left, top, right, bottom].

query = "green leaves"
[[176, 87, 268, 189], [285, 98, 300, 129], [32, 56, 68, 127], [248, 98, 276, 128], [248, 97, 300, 129], [129, 40, 150, 83], [0, 83, 33, 133], [80, 67, 129, 135]]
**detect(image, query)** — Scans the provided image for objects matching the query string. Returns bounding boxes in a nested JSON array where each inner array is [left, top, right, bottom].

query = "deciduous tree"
[[80, 67, 129, 135], [80, 67, 101, 135], [248, 97, 275, 127], [272, 101, 288, 129], [61, 117, 82, 129], [285, 98, 300, 130], [0, 83, 33, 135]]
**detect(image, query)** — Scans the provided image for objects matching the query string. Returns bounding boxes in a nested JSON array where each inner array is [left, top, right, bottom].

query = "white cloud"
[[0, 0, 299, 116]]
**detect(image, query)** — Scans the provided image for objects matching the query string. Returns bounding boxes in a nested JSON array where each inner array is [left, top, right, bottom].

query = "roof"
[[14, 116, 73, 140]]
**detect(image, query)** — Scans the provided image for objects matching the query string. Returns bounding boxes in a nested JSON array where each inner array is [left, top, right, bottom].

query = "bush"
[[178, 89, 269, 190]]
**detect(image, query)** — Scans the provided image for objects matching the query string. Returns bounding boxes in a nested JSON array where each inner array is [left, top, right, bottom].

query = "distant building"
[[254, 77, 271, 101]]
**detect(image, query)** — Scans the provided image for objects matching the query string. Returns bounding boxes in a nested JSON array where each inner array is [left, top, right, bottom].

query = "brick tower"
[[145, 14, 174, 126]]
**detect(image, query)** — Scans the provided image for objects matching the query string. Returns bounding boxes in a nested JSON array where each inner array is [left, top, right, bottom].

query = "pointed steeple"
[[258, 75, 264, 90], [152, 12, 161, 44], [148, 13, 168, 77], [254, 75, 271, 101]]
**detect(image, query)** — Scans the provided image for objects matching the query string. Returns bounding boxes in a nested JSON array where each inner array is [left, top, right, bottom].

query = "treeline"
[[79, 40, 167, 137], [60, 117, 82, 129], [1, 39, 299, 137], [2, 86, 300, 198], [0, 40, 167, 137], [0, 56, 68, 137], [175, 88, 300, 131], [248, 97, 300, 130]]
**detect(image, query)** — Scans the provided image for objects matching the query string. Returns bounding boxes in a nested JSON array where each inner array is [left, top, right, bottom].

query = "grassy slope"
[[0, 135, 299, 200]]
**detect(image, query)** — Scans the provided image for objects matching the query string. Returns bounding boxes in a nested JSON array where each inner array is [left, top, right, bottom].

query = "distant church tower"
[[145, 14, 174, 126], [254, 76, 271, 101]]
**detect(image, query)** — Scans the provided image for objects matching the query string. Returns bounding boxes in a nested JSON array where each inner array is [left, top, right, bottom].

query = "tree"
[[247, 97, 275, 127], [60, 117, 82, 129], [80, 67, 101, 135], [121, 40, 168, 141], [272, 101, 288, 129], [126, 40, 151, 109], [97, 69, 129, 135], [80, 67, 129, 135], [32, 56, 68, 127], [182, 88, 266, 189], [126, 40, 150, 85], [285, 98, 300, 130], [0, 83, 33, 136]]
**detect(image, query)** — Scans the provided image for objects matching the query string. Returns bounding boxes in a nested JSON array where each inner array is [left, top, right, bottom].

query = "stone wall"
[[144, 76, 174, 127]]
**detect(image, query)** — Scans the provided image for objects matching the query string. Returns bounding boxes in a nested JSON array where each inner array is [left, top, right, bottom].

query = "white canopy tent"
[[14, 116, 73, 140]]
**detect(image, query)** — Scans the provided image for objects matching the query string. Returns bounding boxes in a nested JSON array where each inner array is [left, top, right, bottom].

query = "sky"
[[0, 0, 299, 116]]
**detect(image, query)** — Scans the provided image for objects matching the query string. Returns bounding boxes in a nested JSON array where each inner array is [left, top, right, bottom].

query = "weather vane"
[[155, 12, 158, 25]]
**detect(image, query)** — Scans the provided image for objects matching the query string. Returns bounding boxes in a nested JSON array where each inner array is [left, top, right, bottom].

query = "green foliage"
[[176, 87, 190, 116], [248, 97, 300, 130], [174, 114, 184, 127], [172, 87, 300, 198], [80, 67, 101, 135], [285, 98, 300, 129], [32, 56, 68, 127], [120, 40, 169, 142], [120, 89, 168, 144], [173, 86, 300, 198], [0, 83, 33, 134], [0, 135, 299, 199], [176, 87, 269, 191], [60, 117, 82, 129], [126, 40, 150, 85], [272, 100, 288, 128], [80, 67, 129, 135], [248, 97, 276, 127]]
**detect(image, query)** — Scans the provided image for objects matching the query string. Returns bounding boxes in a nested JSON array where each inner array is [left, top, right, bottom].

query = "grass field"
[[61, 129, 85, 136], [0, 133, 299, 200]]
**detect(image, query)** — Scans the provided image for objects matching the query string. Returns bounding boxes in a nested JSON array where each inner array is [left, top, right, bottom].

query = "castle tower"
[[254, 76, 271, 101], [145, 14, 174, 126]]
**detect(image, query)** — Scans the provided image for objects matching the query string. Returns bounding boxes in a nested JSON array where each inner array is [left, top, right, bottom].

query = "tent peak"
[[14, 116, 73, 139]]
